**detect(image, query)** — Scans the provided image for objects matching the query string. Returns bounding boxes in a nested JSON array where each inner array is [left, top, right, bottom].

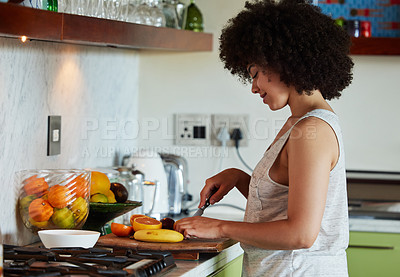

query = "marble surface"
[[0, 37, 140, 245], [163, 243, 243, 277]]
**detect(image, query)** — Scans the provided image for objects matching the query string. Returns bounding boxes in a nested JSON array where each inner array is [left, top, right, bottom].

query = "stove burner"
[[3, 244, 176, 276]]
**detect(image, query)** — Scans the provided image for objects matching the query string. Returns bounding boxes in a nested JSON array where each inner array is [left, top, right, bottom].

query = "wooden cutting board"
[[96, 233, 237, 260]]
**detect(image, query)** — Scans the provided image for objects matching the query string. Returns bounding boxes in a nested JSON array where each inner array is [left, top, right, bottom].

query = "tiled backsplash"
[[0, 37, 139, 245]]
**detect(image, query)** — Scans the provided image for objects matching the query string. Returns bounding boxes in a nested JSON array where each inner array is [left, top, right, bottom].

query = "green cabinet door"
[[347, 231, 400, 277], [208, 254, 243, 277]]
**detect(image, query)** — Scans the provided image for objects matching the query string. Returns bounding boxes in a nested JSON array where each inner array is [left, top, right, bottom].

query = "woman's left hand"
[[174, 216, 226, 239]]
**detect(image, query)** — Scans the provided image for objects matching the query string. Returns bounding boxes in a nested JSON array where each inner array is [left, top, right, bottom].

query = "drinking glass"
[[85, 0, 103, 17], [58, 0, 70, 13], [149, 0, 165, 27], [103, 0, 120, 20], [118, 0, 130, 21], [127, 0, 139, 23], [161, 0, 178, 28], [70, 0, 85, 15], [131, 0, 153, 25]]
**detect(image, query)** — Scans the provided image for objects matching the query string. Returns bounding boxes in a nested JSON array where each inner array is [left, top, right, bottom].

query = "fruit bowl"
[[17, 169, 91, 233], [82, 200, 142, 234]]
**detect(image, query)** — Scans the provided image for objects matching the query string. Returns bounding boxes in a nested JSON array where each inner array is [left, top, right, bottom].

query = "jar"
[[116, 167, 144, 224]]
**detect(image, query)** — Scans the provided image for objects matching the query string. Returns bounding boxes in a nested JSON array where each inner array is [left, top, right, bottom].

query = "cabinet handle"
[[348, 244, 394, 250]]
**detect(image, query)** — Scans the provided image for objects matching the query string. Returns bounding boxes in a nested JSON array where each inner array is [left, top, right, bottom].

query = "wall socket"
[[174, 114, 211, 146], [211, 114, 249, 147], [47, 115, 61, 156]]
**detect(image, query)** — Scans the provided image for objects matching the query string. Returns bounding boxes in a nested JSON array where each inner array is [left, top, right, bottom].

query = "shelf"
[[0, 3, 213, 52], [350, 37, 400, 55]]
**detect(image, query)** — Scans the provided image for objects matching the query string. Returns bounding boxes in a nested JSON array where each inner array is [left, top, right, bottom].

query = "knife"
[[192, 189, 217, 217]]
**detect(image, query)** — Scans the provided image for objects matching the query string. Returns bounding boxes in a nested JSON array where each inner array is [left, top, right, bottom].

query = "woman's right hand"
[[198, 168, 251, 208]]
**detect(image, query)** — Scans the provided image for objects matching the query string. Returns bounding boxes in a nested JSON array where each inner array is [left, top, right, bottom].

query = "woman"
[[174, 0, 353, 276]]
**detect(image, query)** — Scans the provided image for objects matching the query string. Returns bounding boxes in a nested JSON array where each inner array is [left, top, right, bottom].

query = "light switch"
[[52, 129, 60, 142], [47, 116, 61, 156]]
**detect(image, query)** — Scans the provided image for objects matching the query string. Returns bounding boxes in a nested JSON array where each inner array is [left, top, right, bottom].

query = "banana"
[[133, 229, 184, 243]]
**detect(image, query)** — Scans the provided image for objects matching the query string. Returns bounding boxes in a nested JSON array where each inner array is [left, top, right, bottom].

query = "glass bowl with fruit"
[[81, 171, 142, 234], [17, 169, 91, 234]]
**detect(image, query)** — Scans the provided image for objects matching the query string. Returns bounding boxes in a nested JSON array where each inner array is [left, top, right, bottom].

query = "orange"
[[48, 184, 71, 208], [67, 174, 89, 198], [130, 214, 150, 226], [23, 175, 49, 197], [173, 219, 181, 230], [90, 171, 111, 196], [132, 217, 162, 232], [28, 198, 54, 222], [111, 223, 134, 237]]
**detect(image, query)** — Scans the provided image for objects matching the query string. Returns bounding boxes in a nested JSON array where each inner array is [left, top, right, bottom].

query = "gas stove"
[[3, 244, 176, 276]]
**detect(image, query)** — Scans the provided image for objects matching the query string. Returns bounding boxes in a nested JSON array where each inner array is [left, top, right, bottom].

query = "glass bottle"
[[184, 0, 203, 32], [46, 0, 58, 12]]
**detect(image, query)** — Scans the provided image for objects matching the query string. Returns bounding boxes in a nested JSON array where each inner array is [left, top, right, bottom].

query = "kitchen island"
[[164, 242, 243, 277]]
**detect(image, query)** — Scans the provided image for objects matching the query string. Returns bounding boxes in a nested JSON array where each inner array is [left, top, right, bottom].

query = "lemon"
[[29, 217, 49, 229], [19, 195, 36, 212], [105, 190, 117, 203], [70, 197, 88, 222], [90, 171, 111, 196], [52, 208, 75, 229], [90, 193, 109, 203]]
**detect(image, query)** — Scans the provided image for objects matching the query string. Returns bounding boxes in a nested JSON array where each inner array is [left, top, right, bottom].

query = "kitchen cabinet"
[[208, 255, 243, 277], [350, 37, 400, 55], [164, 243, 244, 276], [347, 231, 400, 277], [0, 3, 212, 52]]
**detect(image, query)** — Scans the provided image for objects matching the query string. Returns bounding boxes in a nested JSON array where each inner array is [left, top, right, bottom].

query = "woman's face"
[[247, 64, 292, 111]]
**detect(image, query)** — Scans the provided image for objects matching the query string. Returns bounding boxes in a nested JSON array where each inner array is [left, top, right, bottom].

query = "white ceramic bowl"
[[38, 229, 100, 248]]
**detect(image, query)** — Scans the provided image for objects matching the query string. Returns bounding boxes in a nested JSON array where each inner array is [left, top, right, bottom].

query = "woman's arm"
[[176, 118, 339, 250], [198, 168, 251, 208]]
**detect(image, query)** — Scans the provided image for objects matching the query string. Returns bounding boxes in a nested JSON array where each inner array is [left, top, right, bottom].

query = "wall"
[[330, 55, 400, 171], [0, 38, 140, 244], [138, 0, 400, 215]]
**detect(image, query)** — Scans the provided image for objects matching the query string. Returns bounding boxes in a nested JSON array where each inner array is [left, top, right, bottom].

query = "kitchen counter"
[[349, 217, 400, 233], [163, 242, 243, 277]]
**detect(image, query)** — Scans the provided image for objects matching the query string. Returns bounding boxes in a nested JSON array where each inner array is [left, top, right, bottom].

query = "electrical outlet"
[[47, 115, 61, 156], [174, 114, 211, 146], [211, 114, 249, 147]]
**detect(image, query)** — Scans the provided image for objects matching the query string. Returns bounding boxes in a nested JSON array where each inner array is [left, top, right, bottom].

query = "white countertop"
[[163, 242, 243, 277], [349, 217, 400, 233]]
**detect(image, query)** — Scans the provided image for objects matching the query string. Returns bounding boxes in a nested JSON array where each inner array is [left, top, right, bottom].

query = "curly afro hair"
[[219, 0, 354, 100]]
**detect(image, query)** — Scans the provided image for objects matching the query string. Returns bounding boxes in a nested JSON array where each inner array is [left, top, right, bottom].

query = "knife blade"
[[192, 189, 217, 217]]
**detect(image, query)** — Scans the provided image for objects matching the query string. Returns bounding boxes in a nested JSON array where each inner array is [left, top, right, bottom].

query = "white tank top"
[[241, 109, 349, 277]]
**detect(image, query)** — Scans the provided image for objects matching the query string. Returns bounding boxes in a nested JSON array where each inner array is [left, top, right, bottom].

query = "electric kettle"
[[124, 149, 169, 220]]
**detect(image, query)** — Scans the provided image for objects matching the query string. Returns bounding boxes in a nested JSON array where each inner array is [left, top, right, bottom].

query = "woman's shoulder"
[[289, 111, 339, 148]]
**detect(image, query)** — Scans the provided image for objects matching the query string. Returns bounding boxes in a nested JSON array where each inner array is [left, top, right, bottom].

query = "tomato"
[[111, 222, 134, 237]]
